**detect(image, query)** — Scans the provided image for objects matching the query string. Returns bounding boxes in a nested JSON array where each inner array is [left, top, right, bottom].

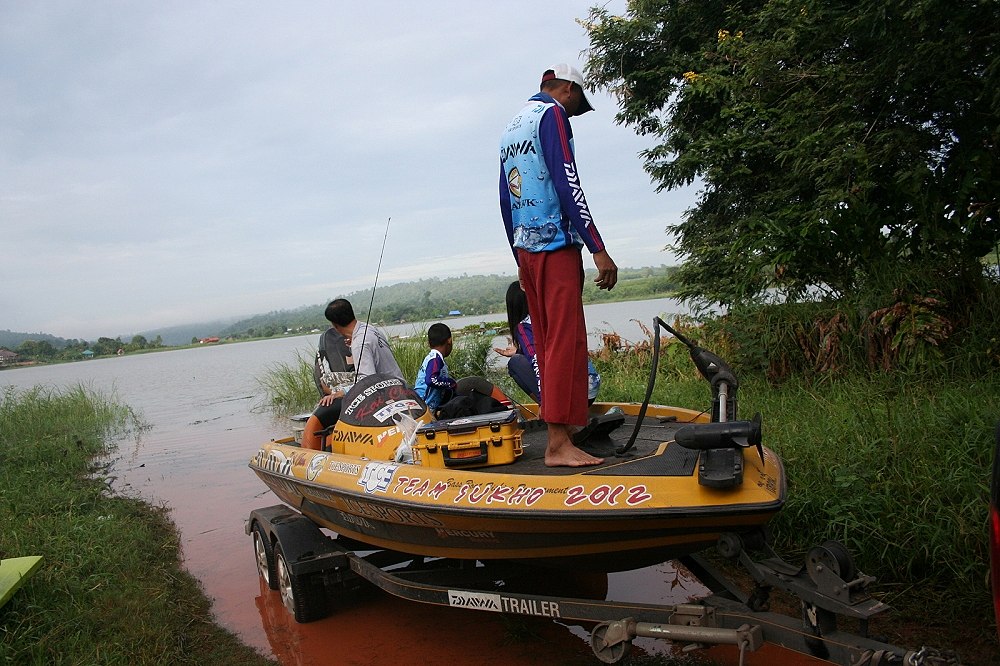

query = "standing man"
[[499, 63, 618, 467]]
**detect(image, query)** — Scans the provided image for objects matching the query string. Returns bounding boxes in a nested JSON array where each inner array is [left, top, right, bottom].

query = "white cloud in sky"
[[0, 0, 694, 340]]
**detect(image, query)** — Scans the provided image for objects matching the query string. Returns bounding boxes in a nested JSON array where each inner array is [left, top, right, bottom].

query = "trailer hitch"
[[590, 605, 763, 665]]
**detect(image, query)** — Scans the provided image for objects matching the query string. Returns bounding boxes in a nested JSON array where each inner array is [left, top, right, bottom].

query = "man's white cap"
[[541, 64, 594, 114]]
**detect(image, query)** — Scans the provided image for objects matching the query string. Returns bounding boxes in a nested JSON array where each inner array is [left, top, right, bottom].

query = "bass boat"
[[249, 318, 784, 573], [247, 319, 961, 663]]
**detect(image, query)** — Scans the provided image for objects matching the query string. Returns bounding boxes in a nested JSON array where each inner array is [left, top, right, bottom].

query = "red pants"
[[517, 247, 589, 427]]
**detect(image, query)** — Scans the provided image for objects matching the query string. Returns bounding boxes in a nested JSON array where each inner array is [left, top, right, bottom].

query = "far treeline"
[[0, 266, 679, 361], [214, 266, 679, 340]]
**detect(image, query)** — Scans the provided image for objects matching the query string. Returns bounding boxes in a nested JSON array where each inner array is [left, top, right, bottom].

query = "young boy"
[[414, 323, 458, 413]]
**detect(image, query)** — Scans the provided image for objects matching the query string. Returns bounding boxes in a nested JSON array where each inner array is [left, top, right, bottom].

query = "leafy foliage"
[[584, 1, 1000, 306]]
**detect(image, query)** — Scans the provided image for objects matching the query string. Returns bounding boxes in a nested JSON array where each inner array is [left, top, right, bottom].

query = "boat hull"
[[250, 403, 785, 572]]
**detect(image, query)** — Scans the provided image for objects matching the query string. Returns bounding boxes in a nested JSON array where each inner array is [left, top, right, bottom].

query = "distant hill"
[[0, 329, 78, 350], [216, 274, 518, 340], [3, 266, 678, 349], [216, 266, 678, 341], [132, 318, 246, 347]]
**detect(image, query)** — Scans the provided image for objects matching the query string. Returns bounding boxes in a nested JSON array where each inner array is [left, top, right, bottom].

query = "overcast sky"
[[1, 1, 695, 340]]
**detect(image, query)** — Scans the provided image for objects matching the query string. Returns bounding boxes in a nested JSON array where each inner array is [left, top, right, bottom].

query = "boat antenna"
[[354, 216, 391, 383]]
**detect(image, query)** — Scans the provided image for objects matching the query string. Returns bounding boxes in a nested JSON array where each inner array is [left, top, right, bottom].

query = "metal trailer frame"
[[247, 504, 957, 666]]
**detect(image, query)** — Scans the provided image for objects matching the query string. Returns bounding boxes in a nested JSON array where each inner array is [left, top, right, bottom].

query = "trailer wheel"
[[252, 522, 279, 590], [275, 544, 329, 623], [590, 621, 632, 664]]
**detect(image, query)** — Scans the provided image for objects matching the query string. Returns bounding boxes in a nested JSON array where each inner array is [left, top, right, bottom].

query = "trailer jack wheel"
[[590, 619, 634, 664]]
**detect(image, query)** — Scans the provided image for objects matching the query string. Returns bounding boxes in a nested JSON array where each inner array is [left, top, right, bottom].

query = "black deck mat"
[[491, 415, 699, 477]]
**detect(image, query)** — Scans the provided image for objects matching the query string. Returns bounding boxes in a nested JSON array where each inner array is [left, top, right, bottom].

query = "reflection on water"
[[0, 301, 800, 665]]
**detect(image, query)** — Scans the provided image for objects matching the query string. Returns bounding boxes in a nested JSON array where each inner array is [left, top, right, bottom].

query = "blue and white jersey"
[[499, 92, 606, 260], [414, 349, 456, 411]]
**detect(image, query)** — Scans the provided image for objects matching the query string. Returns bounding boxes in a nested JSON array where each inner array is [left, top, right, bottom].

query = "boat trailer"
[[247, 504, 959, 665]]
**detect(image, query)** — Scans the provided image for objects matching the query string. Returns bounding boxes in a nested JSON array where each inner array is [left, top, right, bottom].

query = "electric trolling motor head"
[[674, 414, 765, 464]]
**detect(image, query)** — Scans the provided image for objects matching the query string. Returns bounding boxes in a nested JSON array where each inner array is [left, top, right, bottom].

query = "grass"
[[0, 385, 274, 666], [255, 349, 320, 414]]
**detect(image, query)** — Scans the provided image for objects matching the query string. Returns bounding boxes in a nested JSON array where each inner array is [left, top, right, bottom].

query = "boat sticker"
[[373, 399, 422, 423], [253, 449, 293, 477], [626, 485, 653, 505], [390, 475, 449, 499], [329, 460, 361, 476], [565, 484, 652, 507], [269, 478, 303, 496], [756, 472, 778, 495], [331, 429, 374, 446], [454, 482, 544, 506], [306, 454, 329, 481], [342, 497, 446, 527], [447, 591, 561, 618], [448, 591, 501, 612], [340, 511, 375, 530], [434, 527, 497, 542], [358, 462, 398, 494], [376, 426, 400, 445]]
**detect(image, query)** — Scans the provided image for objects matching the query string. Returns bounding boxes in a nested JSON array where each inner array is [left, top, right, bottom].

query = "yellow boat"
[[247, 320, 962, 663], [249, 320, 784, 573]]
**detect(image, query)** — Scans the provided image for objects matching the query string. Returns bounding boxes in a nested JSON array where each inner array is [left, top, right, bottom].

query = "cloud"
[[0, 0, 690, 340]]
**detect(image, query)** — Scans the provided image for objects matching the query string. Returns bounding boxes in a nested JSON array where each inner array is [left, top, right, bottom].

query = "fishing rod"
[[353, 216, 391, 383]]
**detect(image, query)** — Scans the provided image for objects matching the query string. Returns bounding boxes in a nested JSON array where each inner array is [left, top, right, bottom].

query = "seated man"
[[301, 298, 404, 450]]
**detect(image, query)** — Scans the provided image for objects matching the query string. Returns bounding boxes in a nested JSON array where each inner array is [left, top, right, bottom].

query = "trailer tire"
[[252, 522, 279, 590], [275, 544, 330, 623]]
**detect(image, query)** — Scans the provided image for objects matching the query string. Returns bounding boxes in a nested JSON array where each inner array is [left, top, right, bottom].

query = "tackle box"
[[413, 410, 522, 468]]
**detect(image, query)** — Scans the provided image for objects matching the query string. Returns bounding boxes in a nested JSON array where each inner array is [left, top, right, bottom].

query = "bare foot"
[[545, 424, 604, 467]]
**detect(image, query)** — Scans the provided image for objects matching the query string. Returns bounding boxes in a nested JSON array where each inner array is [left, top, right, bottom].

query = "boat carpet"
[[507, 414, 699, 477]]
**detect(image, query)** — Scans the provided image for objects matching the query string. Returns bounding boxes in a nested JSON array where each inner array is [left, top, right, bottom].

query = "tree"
[[16, 339, 56, 360], [93, 337, 122, 356], [584, 0, 1000, 306], [127, 335, 148, 352]]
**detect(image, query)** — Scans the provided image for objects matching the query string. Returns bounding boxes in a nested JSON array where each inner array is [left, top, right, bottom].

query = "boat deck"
[[500, 413, 702, 477]]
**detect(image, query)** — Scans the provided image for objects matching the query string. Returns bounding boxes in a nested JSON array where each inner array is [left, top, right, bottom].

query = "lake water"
[[0, 298, 811, 665], [382, 296, 699, 349]]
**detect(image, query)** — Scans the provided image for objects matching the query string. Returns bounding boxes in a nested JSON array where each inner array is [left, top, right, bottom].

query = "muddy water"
[[1, 311, 821, 665]]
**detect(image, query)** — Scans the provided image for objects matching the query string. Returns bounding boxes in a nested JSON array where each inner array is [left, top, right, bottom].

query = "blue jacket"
[[499, 92, 606, 263], [414, 349, 456, 411]]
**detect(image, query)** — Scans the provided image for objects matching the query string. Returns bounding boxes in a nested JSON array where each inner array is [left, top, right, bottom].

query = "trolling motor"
[[617, 317, 763, 488]]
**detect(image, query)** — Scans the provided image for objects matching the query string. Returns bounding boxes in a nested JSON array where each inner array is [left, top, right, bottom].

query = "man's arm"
[[499, 161, 519, 263], [351, 325, 378, 379], [426, 355, 457, 390], [539, 107, 618, 290], [537, 107, 606, 255]]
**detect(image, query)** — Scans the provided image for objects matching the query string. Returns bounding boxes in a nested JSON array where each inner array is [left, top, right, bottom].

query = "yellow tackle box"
[[413, 410, 522, 468]]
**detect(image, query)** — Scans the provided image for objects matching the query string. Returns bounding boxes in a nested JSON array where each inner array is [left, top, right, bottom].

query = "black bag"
[[435, 391, 507, 420]]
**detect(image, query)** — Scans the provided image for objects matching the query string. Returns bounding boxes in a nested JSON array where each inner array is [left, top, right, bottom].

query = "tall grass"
[[0, 385, 272, 665], [256, 349, 319, 414]]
